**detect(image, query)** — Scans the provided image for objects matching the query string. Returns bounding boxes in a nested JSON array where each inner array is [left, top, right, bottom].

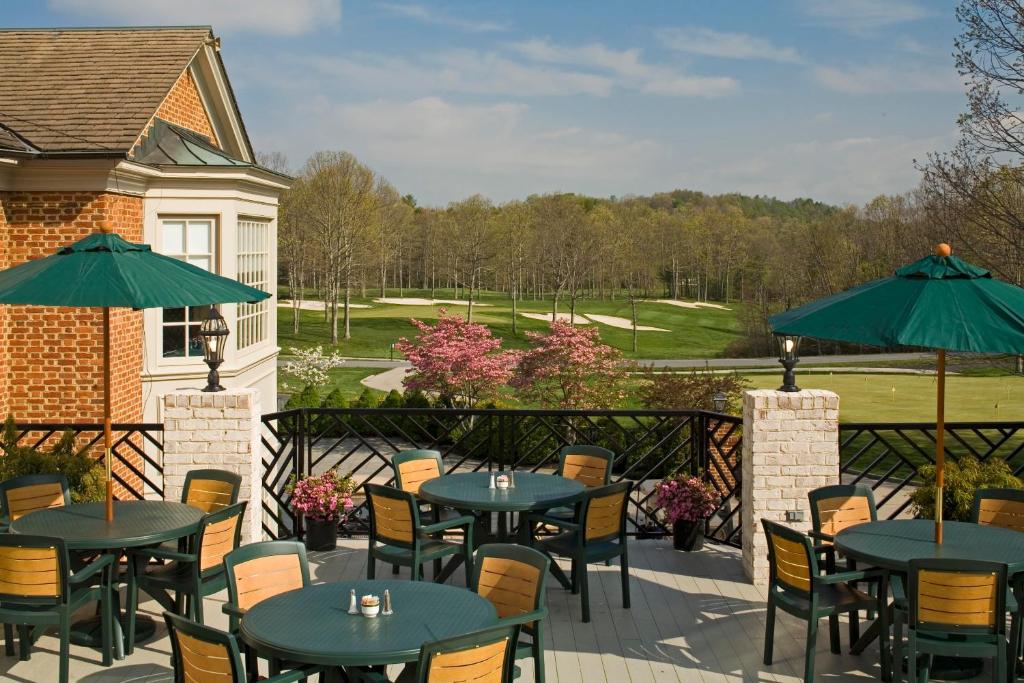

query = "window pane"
[[163, 308, 186, 323], [188, 221, 212, 254], [187, 324, 203, 356], [162, 325, 186, 358], [188, 256, 211, 272], [162, 221, 185, 254]]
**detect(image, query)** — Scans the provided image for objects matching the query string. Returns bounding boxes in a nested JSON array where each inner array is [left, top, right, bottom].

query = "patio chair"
[[391, 450, 462, 576], [971, 487, 1024, 533], [164, 611, 322, 683], [473, 544, 550, 683], [526, 481, 631, 623], [0, 534, 115, 683], [223, 540, 310, 680], [155, 469, 243, 556], [365, 483, 475, 584], [545, 445, 615, 524], [0, 473, 70, 532], [892, 558, 1014, 683], [125, 501, 247, 653], [761, 519, 887, 683], [808, 484, 879, 641]]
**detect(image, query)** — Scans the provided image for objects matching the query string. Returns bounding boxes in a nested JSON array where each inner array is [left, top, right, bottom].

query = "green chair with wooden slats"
[[413, 624, 520, 683], [473, 544, 550, 683], [544, 445, 615, 524], [0, 473, 70, 533], [526, 481, 631, 623], [761, 519, 887, 683], [808, 484, 879, 643], [125, 501, 247, 653], [365, 483, 475, 584], [156, 469, 243, 556], [972, 488, 1024, 533], [892, 558, 1014, 683], [391, 450, 463, 577], [0, 534, 115, 683], [164, 611, 322, 683]]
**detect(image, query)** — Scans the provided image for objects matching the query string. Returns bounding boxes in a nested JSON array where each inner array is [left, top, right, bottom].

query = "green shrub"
[[911, 456, 1023, 522], [403, 390, 432, 409], [285, 385, 321, 411], [0, 417, 105, 504]]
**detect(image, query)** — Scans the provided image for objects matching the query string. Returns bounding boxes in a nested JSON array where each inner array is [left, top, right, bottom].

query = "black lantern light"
[[199, 305, 229, 392], [776, 334, 801, 392], [711, 391, 727, 413]]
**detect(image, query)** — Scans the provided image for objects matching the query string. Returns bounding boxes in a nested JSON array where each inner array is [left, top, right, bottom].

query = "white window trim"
[[157, 215, 220, 363]]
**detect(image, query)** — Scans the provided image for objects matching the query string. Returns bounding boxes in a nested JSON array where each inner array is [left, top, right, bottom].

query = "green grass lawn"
[[277, 287, 742, 360], [279, 367, 383, 402], [743, 372, 1024, 423]]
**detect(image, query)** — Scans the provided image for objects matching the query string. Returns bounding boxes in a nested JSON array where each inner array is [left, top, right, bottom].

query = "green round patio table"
[[11, 500, 205, 656], [239, 580, 497, 671], [836, 519, 1024, 680]]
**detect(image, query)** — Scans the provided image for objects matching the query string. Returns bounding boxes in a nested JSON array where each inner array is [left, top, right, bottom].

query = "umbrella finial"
[[936, 243, 952, 257]]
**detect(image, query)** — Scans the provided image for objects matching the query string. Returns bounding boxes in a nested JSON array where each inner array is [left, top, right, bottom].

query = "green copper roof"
[[133, 118, 249, 167]]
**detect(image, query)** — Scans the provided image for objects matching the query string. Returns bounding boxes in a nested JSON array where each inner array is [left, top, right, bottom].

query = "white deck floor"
[[0, 538, 1001, 682]]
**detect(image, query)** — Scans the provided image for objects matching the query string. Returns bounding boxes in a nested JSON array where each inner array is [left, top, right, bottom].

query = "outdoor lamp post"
[[711, 391, 727, 413], [199, 305, 229, 392], [776, 334, 801, 392]]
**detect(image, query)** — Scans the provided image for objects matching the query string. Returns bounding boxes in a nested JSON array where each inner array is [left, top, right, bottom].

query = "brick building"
[[0, 27, 288, 427]]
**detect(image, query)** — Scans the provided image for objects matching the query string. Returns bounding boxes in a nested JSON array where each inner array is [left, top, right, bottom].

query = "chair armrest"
[[523, 513, 580, 532], [264, 665, 326, 683], [222, 603, 247, 620], [816, 567, 885, 586], [807, 529, 835, 544], [69, 553, 115, 585], [420, 514, 475, 535], [128, 546, 196, 563], [498, 608, 547, 627], [890, 574, 906, 603]]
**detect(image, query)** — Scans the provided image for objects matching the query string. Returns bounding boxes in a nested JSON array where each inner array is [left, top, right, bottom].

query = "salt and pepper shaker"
[[489, 472, 496, 489], [347, 589, 359, 615], [382, 589, 393, 616]]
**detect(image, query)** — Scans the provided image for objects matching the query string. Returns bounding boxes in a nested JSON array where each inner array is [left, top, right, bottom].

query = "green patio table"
[[238, 580, 496, 677], [10, 500, 204, 657], [836, 519, 1024, 680]]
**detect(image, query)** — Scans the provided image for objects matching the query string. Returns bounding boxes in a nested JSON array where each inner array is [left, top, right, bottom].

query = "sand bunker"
[[520, 312, 591, 324], [586, 314, 669, 332], [653, 299, 731, 311], [279, 299, 371, 310], [374, 297, 492, 307]]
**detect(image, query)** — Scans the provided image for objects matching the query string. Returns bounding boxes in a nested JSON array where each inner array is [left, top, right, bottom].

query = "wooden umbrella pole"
[[935, 349, 946, 544], [103, 307, 113, 523]]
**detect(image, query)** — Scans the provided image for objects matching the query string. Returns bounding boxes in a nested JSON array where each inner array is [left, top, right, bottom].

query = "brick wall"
[[0, 191, 145, 489], [740, 389, 840, 585], [139, 68, 219, 147]]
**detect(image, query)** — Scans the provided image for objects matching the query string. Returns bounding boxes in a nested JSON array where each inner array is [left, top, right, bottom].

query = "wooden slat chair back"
[[474, 544, 549, 626], [972, 488, 1024, 533], [165, 610, 244, 682], [556, 445, 614, 489], [582, 482, 629, 543], [366, 484, 418, 547], [182, 469, 242, 514], [763, 519, 817, 597], [908, 559, 1006, 635], [808, 484, 876, 539], [0, 473, 70, 523], [416, 625, 518, 683], [224, 541, 309, 614], [392, 450, 444, 495], [197, 502, 247, 576], [0, 536, 65, 603]]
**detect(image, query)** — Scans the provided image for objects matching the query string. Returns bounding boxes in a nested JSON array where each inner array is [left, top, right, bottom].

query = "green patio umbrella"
[[0, 232, 270, 521], [769, 244, 1024, 543]]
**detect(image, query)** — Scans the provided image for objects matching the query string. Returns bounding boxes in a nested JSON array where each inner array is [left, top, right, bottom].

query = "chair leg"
[[193, 590, 205, 624], [920, 653, 931, 682], [101, 580, 113, 667], [892, 612, 903, 683], [995, 640, 1006, 683], [244, 646, 258, 683], [17, 625, 29, 660], [906, 631, 916, 683], [849, 607, 861, 649], [434, 558, 442, 579], [803, 617, 818, 683], [58, 614, 70, 683], [580, 562, 591, 623], [391, 564, 399, 575], [763, 596, 776, 665], [367, 555, 376, 579], [3, 623, 12, 656], [570, 560, 580, 595], [533, 624, 545, 683], [620, 550, 630, 609], [828, 614, 840, 654]]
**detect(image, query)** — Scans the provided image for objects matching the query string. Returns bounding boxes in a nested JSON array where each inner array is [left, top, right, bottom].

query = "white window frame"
[[236, 217, 270, 351], [158, 216, 218, 359]]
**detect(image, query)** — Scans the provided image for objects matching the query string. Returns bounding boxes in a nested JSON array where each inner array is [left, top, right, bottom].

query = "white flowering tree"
[[282, 346, 346, 389]]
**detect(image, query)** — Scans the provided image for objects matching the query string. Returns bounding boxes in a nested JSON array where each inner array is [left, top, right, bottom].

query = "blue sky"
[[8, 1, 965, 207]]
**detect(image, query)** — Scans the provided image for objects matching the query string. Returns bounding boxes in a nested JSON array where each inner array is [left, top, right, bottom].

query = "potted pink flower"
[[655, 474, 718, 551], [286, 469, 356, 551]]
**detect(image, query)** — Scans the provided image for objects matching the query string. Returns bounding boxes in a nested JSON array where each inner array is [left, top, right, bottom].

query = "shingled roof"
[[0, 26, 213, 153]]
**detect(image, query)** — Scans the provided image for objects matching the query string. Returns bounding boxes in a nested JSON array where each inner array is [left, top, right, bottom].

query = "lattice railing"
[[260, 408, 743, 547]]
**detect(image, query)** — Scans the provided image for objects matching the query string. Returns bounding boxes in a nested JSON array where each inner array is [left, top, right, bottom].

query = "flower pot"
[[672, 519, 704, 551], [304, 517, 339, 551]]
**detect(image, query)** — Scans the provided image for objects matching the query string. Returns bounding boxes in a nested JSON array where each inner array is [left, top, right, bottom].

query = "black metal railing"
[[259, 408, 743, 547], [6, 422, 165, 500], [839, 421, 1024, 519]]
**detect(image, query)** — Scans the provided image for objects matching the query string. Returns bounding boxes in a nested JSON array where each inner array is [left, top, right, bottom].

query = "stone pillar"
[[741, 389, 839, 585], [162, 388, 262, 544]]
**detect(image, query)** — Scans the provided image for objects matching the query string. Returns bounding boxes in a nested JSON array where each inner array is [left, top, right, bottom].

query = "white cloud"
[[47, 0, 340, 35], [508, 39, 739, 98], [378, 3, 508, 33], [813, 64, 962, 94], [657, 26, 801, 63], [799, 0, 929, 32]]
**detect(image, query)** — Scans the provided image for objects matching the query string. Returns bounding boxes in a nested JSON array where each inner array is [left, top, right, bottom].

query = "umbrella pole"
[[935, 349, 945, 544], [103, 307, 113, 523]]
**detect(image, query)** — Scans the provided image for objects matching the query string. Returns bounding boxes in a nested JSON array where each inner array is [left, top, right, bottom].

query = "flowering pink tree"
[[512, 320, 627, 408], [394, 309, 518, 407]]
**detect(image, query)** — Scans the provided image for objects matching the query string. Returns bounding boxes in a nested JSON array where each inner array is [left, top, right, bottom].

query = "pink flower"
[[287, 469, 356, 522], [656, 474, 719, 524]]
